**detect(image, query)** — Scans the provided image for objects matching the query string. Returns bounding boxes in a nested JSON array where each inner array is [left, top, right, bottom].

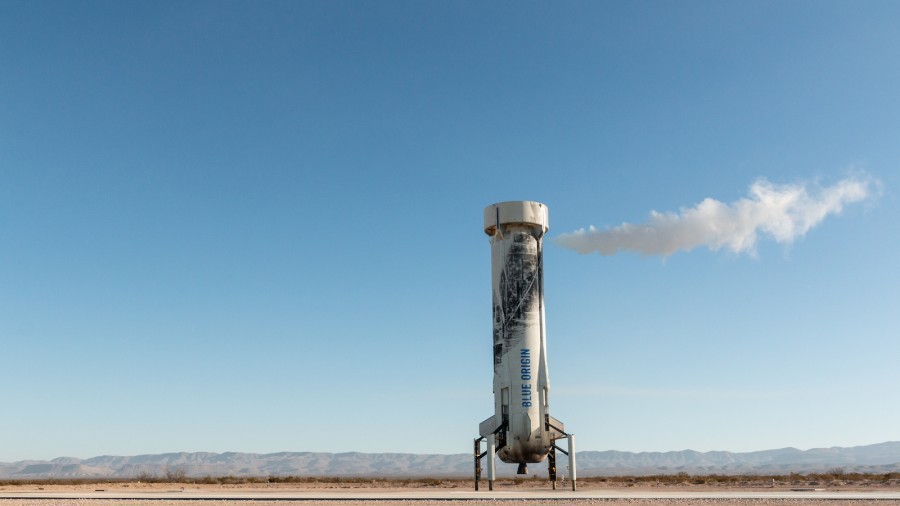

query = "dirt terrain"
[[3, 500, 898, 506], [2, 477, 899, 506]]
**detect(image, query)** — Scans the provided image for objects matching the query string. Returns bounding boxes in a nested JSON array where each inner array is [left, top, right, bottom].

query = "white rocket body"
[[479, 201, 565, 466]]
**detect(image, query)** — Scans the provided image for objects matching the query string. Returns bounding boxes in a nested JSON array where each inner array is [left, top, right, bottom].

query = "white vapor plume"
[[556, 174, 879, 257]]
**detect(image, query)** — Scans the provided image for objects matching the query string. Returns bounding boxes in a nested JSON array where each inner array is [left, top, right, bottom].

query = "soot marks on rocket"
[[492, 231, 540, 371]]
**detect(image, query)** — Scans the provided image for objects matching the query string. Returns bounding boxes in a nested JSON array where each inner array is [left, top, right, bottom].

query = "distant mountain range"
[[3, 442, 899, 478]]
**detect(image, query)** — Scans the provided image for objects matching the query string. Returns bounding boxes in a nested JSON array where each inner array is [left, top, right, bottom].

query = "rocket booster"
[[478, 201, 565, 467]]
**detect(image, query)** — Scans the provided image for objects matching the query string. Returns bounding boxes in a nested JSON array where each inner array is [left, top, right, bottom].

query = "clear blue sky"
[[2, 1, 898, 462]]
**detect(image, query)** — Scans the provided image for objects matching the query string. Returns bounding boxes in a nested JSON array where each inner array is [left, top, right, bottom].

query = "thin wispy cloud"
[[556, 173, 880, 257]]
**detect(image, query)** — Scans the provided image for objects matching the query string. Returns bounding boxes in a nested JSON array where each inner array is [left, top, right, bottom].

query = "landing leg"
[[568, 434, 577, 491], [473, 437, 482, 491], [548, 445, 557, 490], [486, 434, 496, 491]]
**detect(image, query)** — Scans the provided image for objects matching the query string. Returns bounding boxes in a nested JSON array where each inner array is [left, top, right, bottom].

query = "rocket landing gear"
[[548, 433, 577, 491], [473, 434, 498, 491], [473, 432, 576, 491]]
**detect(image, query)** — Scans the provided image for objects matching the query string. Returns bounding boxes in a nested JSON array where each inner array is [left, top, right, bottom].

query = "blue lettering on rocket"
[[521, 348, 532, 407], [520, 348, 531, 380]]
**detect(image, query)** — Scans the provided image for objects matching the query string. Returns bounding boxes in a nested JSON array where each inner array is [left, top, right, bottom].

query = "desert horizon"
[[3, 441, 900, 480]]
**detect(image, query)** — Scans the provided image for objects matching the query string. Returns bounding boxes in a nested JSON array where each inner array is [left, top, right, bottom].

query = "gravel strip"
[[3, 500, 900, 506]]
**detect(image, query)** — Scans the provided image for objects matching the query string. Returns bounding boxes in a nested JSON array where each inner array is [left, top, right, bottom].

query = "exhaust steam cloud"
[[556, 174, 878, 257]]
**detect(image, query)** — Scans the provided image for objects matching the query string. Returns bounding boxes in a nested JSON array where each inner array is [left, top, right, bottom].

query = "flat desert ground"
[[3, 479, 900, 505]]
